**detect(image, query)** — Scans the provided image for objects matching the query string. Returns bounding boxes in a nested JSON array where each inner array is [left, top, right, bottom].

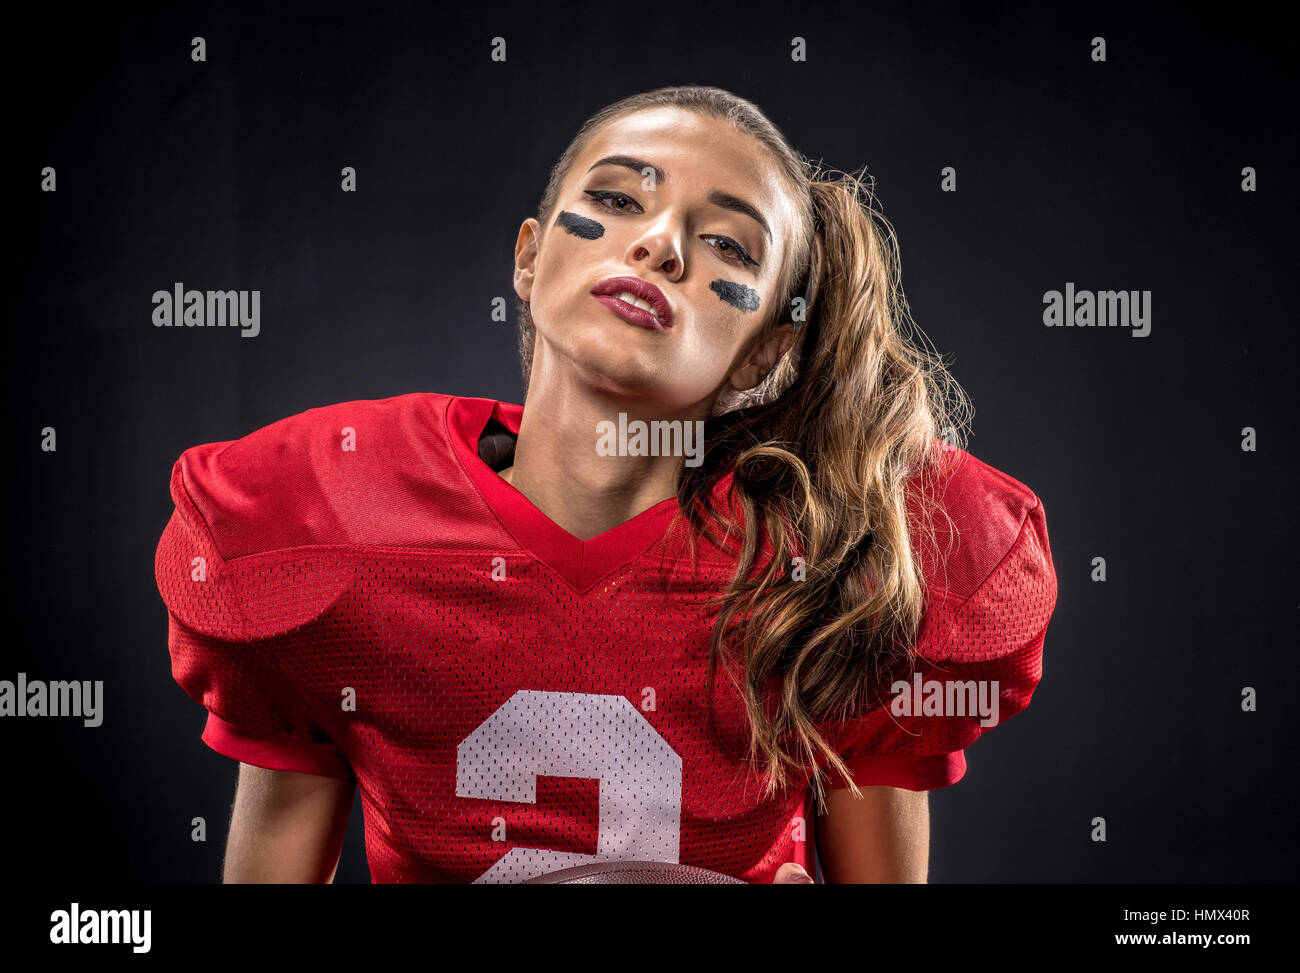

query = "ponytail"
[[678, 166, 971, 810]]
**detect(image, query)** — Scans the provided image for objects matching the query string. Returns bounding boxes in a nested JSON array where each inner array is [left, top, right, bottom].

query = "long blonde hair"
[[515, 86, 972, 811]]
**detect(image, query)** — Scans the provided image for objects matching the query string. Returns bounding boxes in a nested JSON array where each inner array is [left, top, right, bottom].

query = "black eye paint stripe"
[[557, 210, 605, 239], [710, 279, 760, 313]]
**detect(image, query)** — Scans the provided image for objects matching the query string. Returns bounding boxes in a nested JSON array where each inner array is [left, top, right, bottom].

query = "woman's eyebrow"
[[706, 189, 771, 242], [585, 155, 771, 241]]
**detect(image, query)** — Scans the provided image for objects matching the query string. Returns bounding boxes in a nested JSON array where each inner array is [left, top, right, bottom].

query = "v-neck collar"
[[446, 395, 683, 594]]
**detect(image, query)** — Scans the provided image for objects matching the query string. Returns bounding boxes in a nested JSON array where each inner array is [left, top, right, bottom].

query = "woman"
[[156, 85, 1057, 884]]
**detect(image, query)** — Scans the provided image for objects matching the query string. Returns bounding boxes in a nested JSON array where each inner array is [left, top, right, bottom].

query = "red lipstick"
[[590, 276, 674, 331]]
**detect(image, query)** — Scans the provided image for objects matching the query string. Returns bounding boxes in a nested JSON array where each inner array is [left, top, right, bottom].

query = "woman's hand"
[[772, 863, 815, 883]]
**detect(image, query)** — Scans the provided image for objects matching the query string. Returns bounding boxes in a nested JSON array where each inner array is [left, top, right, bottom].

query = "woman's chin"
[[536, 327, 709, 405], [564, 338, 665, 389]]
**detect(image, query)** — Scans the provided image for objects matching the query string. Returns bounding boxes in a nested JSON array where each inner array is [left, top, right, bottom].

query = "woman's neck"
[[503, 380, 704, 541]]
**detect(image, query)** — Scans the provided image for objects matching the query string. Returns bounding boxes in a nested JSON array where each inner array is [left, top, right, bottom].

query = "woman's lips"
[[591, 293, 673, 332]]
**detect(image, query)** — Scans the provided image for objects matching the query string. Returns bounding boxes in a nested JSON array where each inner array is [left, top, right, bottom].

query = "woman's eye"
[[707, 236, 757, 267], [584, 189, 642, 213], [584, 190, 757, 268]]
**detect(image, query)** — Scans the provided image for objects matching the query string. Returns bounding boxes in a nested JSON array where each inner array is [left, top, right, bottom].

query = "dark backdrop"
[[6, 0, 1296, 883]]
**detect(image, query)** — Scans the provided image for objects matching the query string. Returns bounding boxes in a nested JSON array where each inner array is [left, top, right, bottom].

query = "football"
[[522, 860, 747, 884]]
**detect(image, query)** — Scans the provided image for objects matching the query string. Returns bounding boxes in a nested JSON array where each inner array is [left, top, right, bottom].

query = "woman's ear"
[[729, 322, 796, 392], [514, 218, 541, 301]]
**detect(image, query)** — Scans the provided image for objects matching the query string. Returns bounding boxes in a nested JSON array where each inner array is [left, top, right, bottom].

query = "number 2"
[[457, 690, 683, 884]]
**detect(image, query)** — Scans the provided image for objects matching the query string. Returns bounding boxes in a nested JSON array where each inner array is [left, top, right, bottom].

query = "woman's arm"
[[814, 785, 930, 883], [222, 763, 356, 883]]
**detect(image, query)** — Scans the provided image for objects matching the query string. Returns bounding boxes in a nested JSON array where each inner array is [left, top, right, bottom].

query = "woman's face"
[[514, 106, 801, 413]]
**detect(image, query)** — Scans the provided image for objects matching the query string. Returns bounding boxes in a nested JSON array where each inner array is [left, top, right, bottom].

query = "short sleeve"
[[155, 456, 353, 779], [826, 495, 1057, 791]]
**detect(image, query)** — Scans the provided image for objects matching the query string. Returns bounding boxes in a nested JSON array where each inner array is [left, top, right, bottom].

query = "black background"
[[6, 0, 1296, 883]]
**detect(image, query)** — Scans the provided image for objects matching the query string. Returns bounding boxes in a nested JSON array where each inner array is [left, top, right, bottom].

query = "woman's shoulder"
[[908, 442, 1053, 604], [166, 391, 475, 559]]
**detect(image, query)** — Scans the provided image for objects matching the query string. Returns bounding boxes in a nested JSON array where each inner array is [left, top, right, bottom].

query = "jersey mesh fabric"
[[824, 497, 1055, 788], [154, 392, 1058, 883]]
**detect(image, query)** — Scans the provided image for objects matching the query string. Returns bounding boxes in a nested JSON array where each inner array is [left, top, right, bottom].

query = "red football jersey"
[[155, 392, 1057, 883]]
